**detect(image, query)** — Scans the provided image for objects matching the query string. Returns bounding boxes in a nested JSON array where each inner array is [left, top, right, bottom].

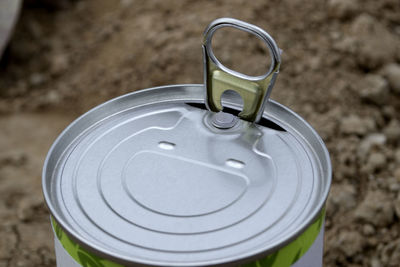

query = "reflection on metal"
[[0, 0, 22, 58]]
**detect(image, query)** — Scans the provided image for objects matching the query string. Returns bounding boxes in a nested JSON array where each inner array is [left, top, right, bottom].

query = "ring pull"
[[202, 18, 281, 123]]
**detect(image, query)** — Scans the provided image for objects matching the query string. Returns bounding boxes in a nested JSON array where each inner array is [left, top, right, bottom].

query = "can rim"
[[42, 84, 332, 266]]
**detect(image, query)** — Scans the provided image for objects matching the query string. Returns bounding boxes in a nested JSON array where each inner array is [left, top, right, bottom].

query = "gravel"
[[327, 183, 357, 214], [384, 119, 400, 143], [334, 230, 365, 257], [359, 74, 389, 105], [357, 133, 386, 161], [327, 0, 359, 20], [363, 152, 387, 173], [0, 226, 17, 260], [395, 150, 400, 164], [350, 14, 400, 70], [394, 194, 400, 218], [382, 63, 400, 93], [355, 191, 394, 227], [340, 114, 376, 136]]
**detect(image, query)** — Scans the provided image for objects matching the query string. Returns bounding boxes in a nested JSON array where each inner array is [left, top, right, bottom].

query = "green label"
[[239, 209, 325, 267], [52, 218, 123, 267], [52, 209, 324, 267]]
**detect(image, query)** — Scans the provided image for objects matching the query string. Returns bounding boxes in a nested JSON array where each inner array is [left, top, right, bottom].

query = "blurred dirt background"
[[1, 0, 400, 266]]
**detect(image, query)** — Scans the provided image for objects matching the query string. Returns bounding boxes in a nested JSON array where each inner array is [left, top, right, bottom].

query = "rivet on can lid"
[[211, 111, 238, 129]]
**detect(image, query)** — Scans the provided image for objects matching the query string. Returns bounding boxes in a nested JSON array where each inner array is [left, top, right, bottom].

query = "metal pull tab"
[[203, 18, 281, 123]]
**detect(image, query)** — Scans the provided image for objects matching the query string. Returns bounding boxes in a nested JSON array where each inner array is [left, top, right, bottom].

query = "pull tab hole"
[[221, 90, 243, 113], [211, 27, 272, 77]]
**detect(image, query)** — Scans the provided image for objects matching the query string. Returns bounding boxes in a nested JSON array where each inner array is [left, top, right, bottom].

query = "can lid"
[[43, 19, 331, 267]]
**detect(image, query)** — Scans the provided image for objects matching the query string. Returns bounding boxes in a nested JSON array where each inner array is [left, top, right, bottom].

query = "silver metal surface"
[[203, 18, 281, 81], [203, 18, 281, 123], [0, 0, 21, 58], [211, 112, 238, 129], [43, 84, 331, 266]]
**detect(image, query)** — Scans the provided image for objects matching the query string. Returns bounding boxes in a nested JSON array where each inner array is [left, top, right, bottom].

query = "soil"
[[1, 0, 400, 266]]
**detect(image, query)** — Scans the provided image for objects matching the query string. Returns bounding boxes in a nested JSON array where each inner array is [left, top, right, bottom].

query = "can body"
[[43, 85, 331, 267]]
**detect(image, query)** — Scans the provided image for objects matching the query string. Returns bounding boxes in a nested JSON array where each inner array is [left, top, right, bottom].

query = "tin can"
[[43, 18, 331, 267]]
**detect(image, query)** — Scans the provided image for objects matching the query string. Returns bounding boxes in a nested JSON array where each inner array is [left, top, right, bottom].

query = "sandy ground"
[[1, 0, 400, 266]]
